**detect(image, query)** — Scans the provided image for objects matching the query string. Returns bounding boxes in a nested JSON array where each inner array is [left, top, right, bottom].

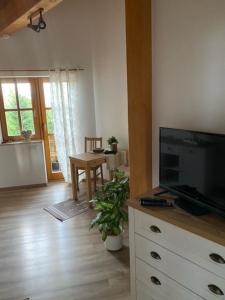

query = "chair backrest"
[[85, 137, 103, 152]]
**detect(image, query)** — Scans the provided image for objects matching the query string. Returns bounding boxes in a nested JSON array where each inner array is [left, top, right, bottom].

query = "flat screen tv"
[[159, 127, 225, 217]]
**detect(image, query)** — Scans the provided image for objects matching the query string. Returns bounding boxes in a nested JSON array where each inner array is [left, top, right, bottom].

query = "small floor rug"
[[44, 199, 89, 222]]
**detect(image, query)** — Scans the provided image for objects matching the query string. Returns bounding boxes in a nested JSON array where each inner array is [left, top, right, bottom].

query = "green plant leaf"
[[90, 170, 129, 240], [112, 226, 121, 236], [107, 136, 118, 145], [102, 231, 107, 241], [120, 209, 128, 221]]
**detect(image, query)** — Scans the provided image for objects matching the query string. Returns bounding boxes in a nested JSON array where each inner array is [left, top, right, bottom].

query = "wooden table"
[[69, 153, 106, 207]]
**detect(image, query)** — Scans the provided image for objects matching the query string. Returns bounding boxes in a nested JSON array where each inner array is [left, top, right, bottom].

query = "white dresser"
[[129, 204, 225, 300]]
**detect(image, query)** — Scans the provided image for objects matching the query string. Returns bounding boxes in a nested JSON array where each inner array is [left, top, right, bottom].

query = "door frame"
[[35, 78, 64, 181]]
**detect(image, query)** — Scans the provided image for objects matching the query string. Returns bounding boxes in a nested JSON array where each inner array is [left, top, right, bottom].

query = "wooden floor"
[[0, 182, 130, 300]]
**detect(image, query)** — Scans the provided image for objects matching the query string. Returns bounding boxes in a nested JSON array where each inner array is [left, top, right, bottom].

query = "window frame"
[[0, 78, 41, 142]]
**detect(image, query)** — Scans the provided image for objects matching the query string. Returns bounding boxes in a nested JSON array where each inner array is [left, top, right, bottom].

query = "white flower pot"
[[104, 234, 123, 251]]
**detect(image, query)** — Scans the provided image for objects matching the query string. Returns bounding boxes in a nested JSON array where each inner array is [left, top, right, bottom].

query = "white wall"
[[91, 0, 128, 149], [0, 0, 97, 138], [0, 0, 128, 149], [152, 0, 225, 187]]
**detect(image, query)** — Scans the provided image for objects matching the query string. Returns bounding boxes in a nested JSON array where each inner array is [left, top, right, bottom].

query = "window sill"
[[0, 140, 43, 146]]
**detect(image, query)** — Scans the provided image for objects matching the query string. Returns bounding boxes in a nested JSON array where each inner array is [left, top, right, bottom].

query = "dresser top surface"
[[128, 190, 225, 247]]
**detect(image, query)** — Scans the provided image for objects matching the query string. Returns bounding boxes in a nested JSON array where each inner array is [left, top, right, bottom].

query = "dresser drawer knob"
[[208, 284, 224, 296], [209, 253, 225, 264], [151, 276, 161, 286], [150, 225, 161, 233], [150, 251, 161, 260]]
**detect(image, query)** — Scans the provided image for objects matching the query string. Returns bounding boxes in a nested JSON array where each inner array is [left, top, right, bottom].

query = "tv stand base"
[[175, 198, 210, 216], [154, 188, 210, 216], [154, 189, 168, 196]]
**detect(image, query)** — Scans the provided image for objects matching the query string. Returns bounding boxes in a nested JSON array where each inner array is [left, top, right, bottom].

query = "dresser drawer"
[[135, 209, 225, 279], [136, 281, 157, 300], [136, 234, 225, 300], [136, 258, 203, 300]]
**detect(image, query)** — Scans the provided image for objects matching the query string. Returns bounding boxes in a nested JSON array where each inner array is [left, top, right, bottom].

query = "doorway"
[[38, 78, 64, 181]]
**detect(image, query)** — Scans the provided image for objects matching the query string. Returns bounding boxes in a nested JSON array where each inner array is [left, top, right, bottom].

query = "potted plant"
[[21, 130, 32, 141], [90, 170, 129, 251], [107, 136, 118, 153]]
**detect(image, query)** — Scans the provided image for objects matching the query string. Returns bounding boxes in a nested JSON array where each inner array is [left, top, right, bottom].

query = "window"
[[0, 79, 40, 141]]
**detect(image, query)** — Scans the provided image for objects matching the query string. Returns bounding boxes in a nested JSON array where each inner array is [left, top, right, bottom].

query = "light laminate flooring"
[[0, 182, 130, 300]]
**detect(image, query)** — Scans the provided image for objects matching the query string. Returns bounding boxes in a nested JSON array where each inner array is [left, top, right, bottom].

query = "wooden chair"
[[85, 137, 102, 152], [76, 137, 104, 192]]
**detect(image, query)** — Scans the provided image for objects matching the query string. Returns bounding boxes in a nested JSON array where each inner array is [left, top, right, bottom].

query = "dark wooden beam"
[[0, 0, 63, 35], [125, 0, 152, 198]]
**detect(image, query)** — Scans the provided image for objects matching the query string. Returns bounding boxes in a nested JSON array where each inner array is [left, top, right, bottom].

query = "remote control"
[[139, 197, 173, 207]]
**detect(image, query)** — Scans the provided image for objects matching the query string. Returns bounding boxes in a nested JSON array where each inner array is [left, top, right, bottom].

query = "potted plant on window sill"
[[21, 130, 32, 141], [90, 170, 129, 251], [107, 136, 118, 153]]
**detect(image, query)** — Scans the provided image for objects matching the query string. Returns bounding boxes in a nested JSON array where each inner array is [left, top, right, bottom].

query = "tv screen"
[[159, 127, 225, 216]]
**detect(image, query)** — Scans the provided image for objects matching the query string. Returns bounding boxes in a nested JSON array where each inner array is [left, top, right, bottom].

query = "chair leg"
[[76, 168, 80, 192], [94, 169, 97, 192], [100, 165, 104, 185]]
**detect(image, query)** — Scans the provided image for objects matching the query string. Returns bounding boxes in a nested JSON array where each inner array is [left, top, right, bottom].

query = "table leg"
[[94, 168, 97, 192], [100, 165, 104, 185], [76, 167, 80, 191], [109, 170, 114, 181], [86, 167, 92, 208], [70, 160, 78, 200]]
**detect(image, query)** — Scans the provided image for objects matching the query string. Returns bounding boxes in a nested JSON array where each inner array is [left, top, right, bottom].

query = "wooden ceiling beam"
[[0, 0, 63, 36]]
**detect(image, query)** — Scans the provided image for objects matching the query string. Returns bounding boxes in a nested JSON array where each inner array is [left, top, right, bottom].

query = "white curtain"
[[49, 69, 84, 182]]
